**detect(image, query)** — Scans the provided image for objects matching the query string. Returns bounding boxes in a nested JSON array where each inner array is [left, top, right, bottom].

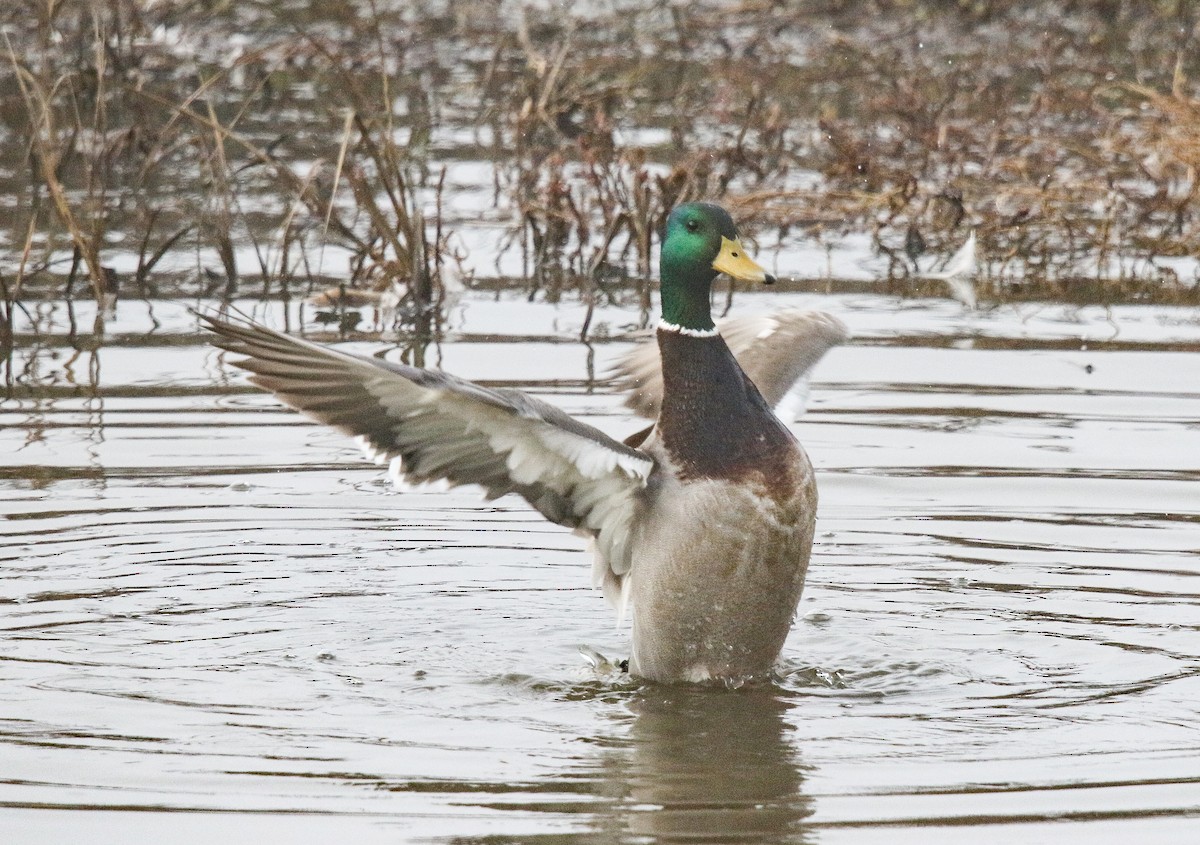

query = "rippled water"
[[3, 292, 1199, 843]]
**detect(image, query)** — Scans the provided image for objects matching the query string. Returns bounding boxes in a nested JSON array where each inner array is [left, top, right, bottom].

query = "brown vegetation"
[[2, 0, 1199, 339]]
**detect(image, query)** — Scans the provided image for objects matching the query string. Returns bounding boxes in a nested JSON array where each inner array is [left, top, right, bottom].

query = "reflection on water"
[[2, 292, 1200, 842], [615, 687, 812, 842]]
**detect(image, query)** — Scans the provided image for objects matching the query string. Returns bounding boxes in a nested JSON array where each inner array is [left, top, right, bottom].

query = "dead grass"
[[2, 0, 1199, 340]]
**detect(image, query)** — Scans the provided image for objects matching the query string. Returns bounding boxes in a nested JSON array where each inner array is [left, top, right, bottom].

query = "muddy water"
[[2, 292, 1199, 843]]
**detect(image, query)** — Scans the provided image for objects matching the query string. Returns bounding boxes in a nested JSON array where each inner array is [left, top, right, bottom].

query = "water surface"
[[2, 292, 1199, 843]]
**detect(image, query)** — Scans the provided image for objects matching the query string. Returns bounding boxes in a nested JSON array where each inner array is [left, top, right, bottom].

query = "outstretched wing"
[[201, 312, 654, 580], [615, 308, 849, 419]]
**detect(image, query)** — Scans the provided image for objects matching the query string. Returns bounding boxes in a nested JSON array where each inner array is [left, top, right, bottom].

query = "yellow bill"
[[712, 236, 777, 285]]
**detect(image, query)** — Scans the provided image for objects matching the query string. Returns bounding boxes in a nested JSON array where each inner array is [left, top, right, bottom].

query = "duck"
[[201, 202, 829, 685], [307, 261, 468, 331]]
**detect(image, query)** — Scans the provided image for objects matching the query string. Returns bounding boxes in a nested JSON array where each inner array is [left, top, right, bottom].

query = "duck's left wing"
[[201, 313, 653, 578], [615, 308, 849, 418]]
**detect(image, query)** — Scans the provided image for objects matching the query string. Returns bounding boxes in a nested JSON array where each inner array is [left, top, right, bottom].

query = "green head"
[[659, 202, 776, 331]]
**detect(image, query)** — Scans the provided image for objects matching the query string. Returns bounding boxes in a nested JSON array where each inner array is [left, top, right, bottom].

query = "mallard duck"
[[202, 202, 827, 685]]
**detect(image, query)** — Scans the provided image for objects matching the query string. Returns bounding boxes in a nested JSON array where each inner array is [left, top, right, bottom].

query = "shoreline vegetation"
[[3, 0, 1200, 344]]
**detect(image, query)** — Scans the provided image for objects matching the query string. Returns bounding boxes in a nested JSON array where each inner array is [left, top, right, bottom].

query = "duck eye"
[[685, 219, 699, 232]]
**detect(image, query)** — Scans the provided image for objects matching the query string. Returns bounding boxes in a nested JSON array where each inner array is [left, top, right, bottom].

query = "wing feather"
[[201, 312, 654, 578], [614, 308, 848, 418]]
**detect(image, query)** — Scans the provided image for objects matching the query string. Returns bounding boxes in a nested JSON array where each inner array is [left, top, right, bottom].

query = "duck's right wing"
[[201, 312, 654, 582], [615, 308, 849, 418]]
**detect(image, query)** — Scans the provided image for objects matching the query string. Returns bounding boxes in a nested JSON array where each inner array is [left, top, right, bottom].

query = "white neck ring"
[[658, 320, 719, 338]]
